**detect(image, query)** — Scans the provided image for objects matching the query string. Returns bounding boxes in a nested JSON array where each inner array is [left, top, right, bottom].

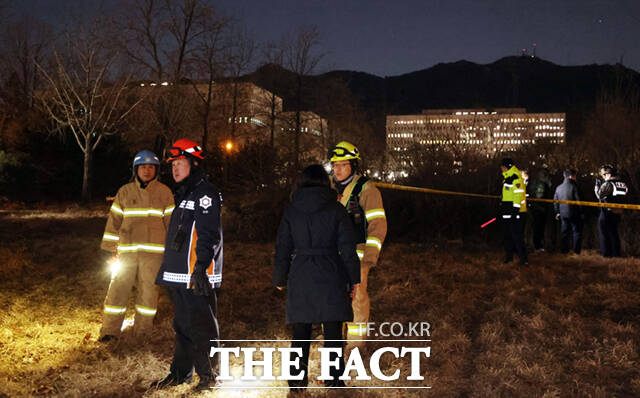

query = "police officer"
[[99, 150, 174, 342], [328, 141, 387, 348], [595, 165, 628, 257], [500, 158, 528, 265], [152, 139, 223, 391]]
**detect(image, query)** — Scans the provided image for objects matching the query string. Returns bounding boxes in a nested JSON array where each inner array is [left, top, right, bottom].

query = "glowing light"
[[121, 318, 134, 332], [225, 141, 234, 152], [109, 259, 121, 279]]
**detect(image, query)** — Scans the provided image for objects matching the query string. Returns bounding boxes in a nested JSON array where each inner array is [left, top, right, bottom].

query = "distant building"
[[387, 107, 565, 155], [385, 108, 565, 178], [132, 80, 327, 161], [200, 81, 283, 148], [277, 111, 328, 162]]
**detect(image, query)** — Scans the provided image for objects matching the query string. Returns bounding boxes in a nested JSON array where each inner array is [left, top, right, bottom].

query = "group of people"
[[500, 158, 629, 264], [96, 139, 387, 392]]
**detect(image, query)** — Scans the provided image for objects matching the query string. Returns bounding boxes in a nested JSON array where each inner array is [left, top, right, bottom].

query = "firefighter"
[[500, 158, 528, 265], [99, 150, 174, 342], [595, 165, 628, 257], [151, 139, 223, 392], [328, 141, 387, 348]]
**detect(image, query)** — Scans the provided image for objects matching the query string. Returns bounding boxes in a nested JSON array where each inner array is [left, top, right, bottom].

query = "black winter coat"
[[273, 186, 360, 324], [554, 178, 581, 218]]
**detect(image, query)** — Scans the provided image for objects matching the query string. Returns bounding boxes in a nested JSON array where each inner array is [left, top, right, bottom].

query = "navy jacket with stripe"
[[156, 168, 223, 289]]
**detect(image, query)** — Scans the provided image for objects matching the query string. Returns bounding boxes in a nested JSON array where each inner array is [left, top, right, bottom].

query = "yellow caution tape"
[[374, 182, 498, 199], [374, 182, 640, 211], [526, 197, 640, 210]]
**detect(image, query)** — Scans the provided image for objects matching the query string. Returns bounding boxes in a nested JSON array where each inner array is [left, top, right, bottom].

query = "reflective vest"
[[501, 166, 527, 216], [101, 179, 174, 254]]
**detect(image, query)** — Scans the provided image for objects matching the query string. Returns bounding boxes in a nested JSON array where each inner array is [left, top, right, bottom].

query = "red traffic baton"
[[480, 217, 497, 228]]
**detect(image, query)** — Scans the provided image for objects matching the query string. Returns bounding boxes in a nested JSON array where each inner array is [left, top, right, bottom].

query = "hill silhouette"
[[247, 56, 639, 114]]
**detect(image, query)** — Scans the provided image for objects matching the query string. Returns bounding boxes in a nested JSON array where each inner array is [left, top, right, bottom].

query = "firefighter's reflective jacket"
[[101, 179, 174, 254], [338, 175, 387, 265], [501, 165, 527, 217], [156, 168, 223, 289]]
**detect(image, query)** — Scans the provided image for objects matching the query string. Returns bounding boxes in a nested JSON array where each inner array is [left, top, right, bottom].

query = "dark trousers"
[[560, 216, 583, 254], [503, 214, 527, 262], [531, 210, 547, 250], [598, 211, 621, 257], [289, 322, 344, 388], [166, 287, 219, 381]]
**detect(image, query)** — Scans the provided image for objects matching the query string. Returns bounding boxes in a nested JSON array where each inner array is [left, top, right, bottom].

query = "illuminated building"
[[385, 108, 566, 178]]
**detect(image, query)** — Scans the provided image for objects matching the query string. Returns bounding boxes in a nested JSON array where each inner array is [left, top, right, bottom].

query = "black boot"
[[193, 374, 219, 392], [288, 378, 308, 394], [325, 379, 346, 387], [149, 373, 190, 389]]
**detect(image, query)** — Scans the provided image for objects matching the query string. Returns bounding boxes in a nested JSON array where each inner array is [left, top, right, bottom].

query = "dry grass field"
[[1, 210, 640, 397]]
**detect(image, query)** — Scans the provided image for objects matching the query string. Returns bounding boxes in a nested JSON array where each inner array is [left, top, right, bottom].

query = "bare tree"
[[36, 20, 144, 201], [280, 25, 323, 172], [189, 7, 230, 151], [0, 16, 53, 151], [585, 72, 640, 192], [224, 26, 255, 140], [0, 16, 53, 110], [116, 0, 216, 151], [257, 45, 285, 147]]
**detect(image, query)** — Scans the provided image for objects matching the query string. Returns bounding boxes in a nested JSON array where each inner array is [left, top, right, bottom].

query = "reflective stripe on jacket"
[[156, 169, 223, 289], [339, 175, 387, 265], [501, 166, 527, 215], [101, 179, 174, 254]]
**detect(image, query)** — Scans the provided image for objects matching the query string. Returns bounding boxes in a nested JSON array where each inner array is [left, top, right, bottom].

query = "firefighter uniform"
[[500, 162, 528, 264], [100, 177, 174, 338], [339, 174, 387, 343], [154, 139, 222, 388]]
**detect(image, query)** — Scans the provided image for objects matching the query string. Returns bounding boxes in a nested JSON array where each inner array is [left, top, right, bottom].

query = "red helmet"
[[166, 139, 204, 162]]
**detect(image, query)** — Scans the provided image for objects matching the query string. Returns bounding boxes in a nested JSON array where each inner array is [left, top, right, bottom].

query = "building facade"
[[386, 108, 566, 157]]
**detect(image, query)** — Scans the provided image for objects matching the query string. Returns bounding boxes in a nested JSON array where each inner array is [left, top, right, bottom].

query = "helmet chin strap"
[[133, 165, 157, 189], [334, 173, 355, 194]]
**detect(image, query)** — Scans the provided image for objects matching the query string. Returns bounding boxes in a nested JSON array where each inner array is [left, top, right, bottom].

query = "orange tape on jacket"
[[374, 182, 640, 210]]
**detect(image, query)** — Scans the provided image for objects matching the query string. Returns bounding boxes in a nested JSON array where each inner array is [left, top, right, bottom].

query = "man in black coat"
[[274, 164, 360, 390], [527, 169, 553, 252], [553, 169, 583, 254]]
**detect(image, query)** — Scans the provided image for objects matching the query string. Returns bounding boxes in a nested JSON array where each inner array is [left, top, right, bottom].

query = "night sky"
[[12, 0, 640, 76]]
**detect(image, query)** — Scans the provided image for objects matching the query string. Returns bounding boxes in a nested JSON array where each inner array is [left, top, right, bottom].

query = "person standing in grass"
[[99, 150, 174, 342], [500, 157, 528, 265], [595, 165, 628, 258], [328, 141, 387, 348], [274, 164, 360, 391], [553, 169, 583, 254], [152, 139, 223, 392], [527, 168, 553, 252]]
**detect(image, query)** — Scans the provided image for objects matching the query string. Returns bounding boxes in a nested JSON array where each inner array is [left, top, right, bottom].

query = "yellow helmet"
[[329, 141, 360, 162]]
